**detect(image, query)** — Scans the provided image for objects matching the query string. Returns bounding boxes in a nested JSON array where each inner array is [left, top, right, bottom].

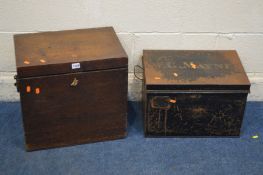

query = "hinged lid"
[[14, 27, 127, 78], [143, 50, 250, 92]]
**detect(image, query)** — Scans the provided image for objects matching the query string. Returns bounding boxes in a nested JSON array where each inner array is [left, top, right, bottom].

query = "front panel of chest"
[[18, 68, 127, 150], [145, 93, 247, 137]]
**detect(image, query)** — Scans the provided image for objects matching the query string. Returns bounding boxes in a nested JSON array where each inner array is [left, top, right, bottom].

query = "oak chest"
[[142, 50, 250, 137], [14, 27, 128, 150]]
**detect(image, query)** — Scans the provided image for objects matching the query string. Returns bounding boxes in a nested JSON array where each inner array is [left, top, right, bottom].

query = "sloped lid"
[[143, 50, 250, 91], [14, 27, 127, 78]]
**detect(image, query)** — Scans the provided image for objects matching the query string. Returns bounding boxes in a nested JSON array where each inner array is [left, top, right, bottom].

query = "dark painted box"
[[14, 27, 128, 150], [142, 50, 250, 137]]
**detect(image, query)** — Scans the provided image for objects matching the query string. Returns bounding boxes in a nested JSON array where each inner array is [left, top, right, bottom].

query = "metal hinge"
[[14, 74, 19, 92]]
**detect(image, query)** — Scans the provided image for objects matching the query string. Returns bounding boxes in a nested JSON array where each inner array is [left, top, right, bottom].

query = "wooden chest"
[[142, 50, 250, 137], [14, 27, 128, 151]]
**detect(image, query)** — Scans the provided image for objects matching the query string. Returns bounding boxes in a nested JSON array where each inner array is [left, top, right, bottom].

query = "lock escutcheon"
[[70, 78, 79, 87]]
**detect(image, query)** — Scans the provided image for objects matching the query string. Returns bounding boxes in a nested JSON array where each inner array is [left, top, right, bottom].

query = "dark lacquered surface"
[[142, 50, 250, 137]]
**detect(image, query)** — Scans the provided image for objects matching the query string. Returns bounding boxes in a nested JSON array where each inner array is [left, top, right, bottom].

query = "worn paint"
[[146, 93, 247, 136], [143, 50, 250, 85], [143, 50, 250, 137]]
